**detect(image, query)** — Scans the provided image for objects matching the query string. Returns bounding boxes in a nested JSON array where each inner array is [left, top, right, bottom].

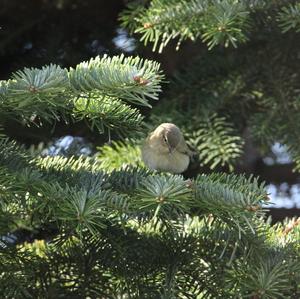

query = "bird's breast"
[[142, 144, 190, 174]]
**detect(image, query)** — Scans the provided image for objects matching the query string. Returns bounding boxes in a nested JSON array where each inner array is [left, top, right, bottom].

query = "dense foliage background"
[[1, 0, 300, 210], [2, 0, 300, 298]]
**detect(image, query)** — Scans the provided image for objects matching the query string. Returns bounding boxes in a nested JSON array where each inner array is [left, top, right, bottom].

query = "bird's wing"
[[176, 138, 194, 156]]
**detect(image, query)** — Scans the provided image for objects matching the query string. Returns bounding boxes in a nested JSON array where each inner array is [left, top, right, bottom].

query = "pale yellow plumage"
[[141, 123, 192, 174]]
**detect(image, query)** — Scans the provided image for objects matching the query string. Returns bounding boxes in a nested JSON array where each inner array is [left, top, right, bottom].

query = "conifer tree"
[[1, 1, 300, 298], [121, 0, 300, 173]]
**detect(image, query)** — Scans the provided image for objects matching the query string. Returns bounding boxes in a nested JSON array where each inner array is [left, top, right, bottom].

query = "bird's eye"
[[163, 136, 168, 143]]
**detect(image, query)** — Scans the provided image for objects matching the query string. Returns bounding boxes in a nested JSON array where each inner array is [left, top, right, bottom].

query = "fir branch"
[[49, 184, 110, 234], [0, 54, 163, 134], [133, 175, 192, 219], [119, 1, 148, 34], [194, 173, 267, 233], [97, 139, 143, 171], [73, 95, 144, 134], [35, 155, 102, 173], [0, 138, 32, 171], [278, 3, 300, 33], [133, 0, 208, 52], [237, 257, 293, 298], [108, 166, 152, 194], [188, 113, 244, 171], [121, 0, 252, 52], [201, 1, 251, 50], [9, 64, 68, 97], [69, 54, 163, 107]]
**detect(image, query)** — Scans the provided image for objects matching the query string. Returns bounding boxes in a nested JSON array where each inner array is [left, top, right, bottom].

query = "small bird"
[[141, 123, 193, 174]]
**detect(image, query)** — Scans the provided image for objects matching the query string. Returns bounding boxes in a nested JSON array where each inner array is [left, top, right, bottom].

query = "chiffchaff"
[[141, 123, 193, 174]]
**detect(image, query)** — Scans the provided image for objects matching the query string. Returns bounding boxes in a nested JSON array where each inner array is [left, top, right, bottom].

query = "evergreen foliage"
[[1, 1, 300, 298], [121, 0, 300, 173], [97, 140, 143, 171], [0, 54, 163, 133]]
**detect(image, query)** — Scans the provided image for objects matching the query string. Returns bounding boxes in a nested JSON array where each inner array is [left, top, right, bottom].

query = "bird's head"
[[152, 123, 182, 153]]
